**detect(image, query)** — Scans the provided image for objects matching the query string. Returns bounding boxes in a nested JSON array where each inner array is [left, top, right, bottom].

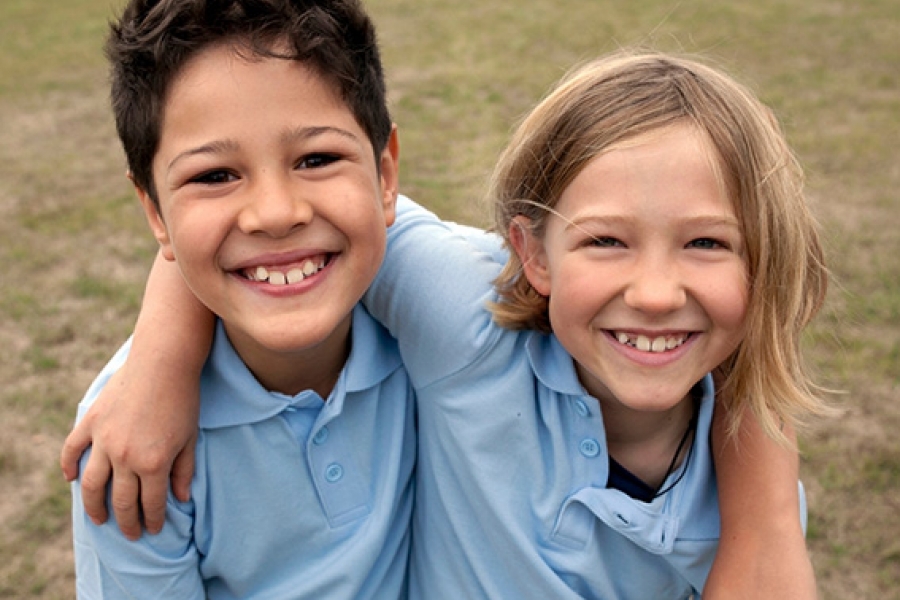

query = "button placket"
[[307, 419, 370, 526]]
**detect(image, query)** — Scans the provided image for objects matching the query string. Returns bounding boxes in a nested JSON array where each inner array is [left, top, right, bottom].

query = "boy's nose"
[[238, 176, 313, 237], [623, 257, 687, 314]]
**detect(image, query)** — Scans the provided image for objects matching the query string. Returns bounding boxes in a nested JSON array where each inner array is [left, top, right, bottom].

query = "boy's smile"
[[138, 44, 398, 395], [515, 123, 748, 424]]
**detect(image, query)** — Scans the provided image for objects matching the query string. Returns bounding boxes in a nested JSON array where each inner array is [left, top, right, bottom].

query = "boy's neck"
[[224, 315, 352, 399], [602, 395, 696, 491]]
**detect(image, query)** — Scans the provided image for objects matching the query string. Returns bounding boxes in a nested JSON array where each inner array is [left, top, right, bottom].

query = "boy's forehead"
[[152, 44, 370, 174], [165, 42, 347, 113]]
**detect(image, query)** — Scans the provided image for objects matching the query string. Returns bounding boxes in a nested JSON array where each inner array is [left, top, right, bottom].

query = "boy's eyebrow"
[[167, 139, 240, 173], [166, 126, 362, 173], [281, 125, 362, 146]]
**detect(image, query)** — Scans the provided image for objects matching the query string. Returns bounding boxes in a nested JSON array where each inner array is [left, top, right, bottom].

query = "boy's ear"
[[129, 172, 176, 262], [508, 215, 551, 296], [378, 125, 400, 228]]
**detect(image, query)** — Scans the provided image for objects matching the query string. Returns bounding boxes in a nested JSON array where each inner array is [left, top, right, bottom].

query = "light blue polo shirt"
[[365, 197, 804, 599], [72, 304, 415, 599]]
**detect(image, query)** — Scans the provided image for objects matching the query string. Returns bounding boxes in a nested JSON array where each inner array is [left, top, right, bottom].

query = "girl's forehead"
[[590, 122, 735, 207]]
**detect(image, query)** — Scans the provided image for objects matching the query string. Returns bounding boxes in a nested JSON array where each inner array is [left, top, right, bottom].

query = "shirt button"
[[579, 438, 601, 458], [312, 427, 329, 445], [325, 463, 344, 482], [574, 399, 591, 417]]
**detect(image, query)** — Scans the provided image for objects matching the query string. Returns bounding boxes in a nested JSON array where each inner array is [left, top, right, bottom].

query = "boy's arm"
[[60, 251, 212, 540], [705, 406, 817, 599]]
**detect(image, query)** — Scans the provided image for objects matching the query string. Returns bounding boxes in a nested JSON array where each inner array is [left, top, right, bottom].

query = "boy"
[[70, 0, 413, 596]]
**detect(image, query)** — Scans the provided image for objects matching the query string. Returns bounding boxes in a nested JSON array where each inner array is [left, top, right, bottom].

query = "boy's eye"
[[189, 170, 237, 185], [298, 153, 340, 169]]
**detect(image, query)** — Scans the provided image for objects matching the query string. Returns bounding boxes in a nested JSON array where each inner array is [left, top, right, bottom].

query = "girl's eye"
[[298, 153, 340, 169], [587, 236, 624, 248], [189, 170, 237, 185], [687, 238, 726, 250]]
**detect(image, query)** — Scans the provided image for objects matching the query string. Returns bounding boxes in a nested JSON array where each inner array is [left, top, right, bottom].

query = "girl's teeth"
[[255, 266, 269, 281], [636, 335, 652, 352], [268, 271, 286, 285], [615, 332, 687, 353]]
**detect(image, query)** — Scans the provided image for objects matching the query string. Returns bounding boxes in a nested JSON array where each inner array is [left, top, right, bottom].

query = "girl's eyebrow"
[[566, 213, 740, 227], [564, 214, 635, 231], [680, 215, 742, 231]]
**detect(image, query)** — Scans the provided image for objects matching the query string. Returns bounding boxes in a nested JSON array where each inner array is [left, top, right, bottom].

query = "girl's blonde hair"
[[489, 49, 829, 441]]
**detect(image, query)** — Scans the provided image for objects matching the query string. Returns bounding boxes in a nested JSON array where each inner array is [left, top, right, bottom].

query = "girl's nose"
[[238, 175, 313, 237], [623, 257, 687, 314]]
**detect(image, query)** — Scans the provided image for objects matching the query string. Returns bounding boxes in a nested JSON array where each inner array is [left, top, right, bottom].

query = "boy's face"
[[137, 44, 398, 395]]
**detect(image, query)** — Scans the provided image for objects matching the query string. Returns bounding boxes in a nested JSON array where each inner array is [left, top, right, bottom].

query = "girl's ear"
[[129, 173, 176, 262], [508, 215, 551, 296]]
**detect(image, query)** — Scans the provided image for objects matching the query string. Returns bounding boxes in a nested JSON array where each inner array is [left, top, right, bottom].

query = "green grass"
[[0, 0, 897, 597]]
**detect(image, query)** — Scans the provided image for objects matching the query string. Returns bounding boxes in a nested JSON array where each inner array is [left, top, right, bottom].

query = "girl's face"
[[513, 123, 748, 417]]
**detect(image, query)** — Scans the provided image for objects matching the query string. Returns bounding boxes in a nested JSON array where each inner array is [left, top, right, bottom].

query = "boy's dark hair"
[[107, 0, 391, 205]]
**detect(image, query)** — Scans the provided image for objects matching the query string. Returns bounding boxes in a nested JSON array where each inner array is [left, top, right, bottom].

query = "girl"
[[64, 50, 827, 597]]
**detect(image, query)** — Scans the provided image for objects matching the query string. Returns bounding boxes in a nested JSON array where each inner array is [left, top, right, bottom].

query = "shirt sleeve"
[[71, 343, 205, 599], [363, 196, 507, 388]]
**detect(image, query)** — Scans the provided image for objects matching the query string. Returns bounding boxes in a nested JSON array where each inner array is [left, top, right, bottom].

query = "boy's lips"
[[609, 330, 693, 353], [236, 253, 332, 286]]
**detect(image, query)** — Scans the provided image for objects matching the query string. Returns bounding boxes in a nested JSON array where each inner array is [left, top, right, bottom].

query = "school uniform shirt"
[[72, 304, 415, 599], [365, 197, 805, 600]]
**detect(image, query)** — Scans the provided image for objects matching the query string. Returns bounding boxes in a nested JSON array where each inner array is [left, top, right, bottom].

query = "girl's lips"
[[604, 329, 698, 367]]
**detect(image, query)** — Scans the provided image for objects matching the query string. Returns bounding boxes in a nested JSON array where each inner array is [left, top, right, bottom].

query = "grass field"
[[1, 0, 897, 597]]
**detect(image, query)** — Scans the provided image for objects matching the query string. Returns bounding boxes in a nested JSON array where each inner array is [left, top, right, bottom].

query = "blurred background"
[[0, 0, 897, 597]]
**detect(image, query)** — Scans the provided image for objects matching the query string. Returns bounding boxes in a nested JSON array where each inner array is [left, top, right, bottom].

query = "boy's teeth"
[[246, 259, 324, 285], [301, 261, 318, 276], [615, 332, 687, 353], [285, 268, 302, 284]]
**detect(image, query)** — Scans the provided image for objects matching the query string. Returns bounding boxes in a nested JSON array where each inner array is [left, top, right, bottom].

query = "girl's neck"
[[602, 394, 696, 491]]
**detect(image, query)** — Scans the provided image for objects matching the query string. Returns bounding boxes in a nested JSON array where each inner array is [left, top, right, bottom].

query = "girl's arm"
[[60, 251, 212, 540], [363, 196, 505, 387], [705, 406, 817, 599]]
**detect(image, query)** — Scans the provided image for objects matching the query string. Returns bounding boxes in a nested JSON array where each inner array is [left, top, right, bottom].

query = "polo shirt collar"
[[199, 304, 402, 429], [524, 330, 586, 396]]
